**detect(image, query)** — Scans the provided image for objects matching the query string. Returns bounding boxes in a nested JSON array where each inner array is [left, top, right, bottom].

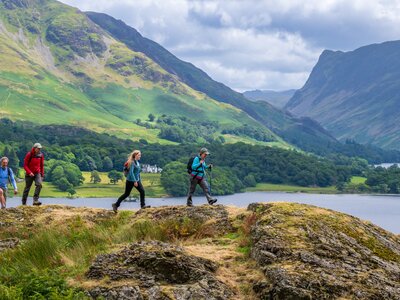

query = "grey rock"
[[248, 203, 400, 299], [87, 286, 143, 300], [0, 238, 19, 252], [86, 241, 233, 299]]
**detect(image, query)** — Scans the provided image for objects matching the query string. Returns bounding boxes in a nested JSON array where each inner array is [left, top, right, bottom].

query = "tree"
[[108, 170, 123, 184], [243, 174, 257, 187], [3, 146, 19, 173], [67, 188, 76, 198], [54, 178, 73, 192], [148, 113, 155, 122], [102, 156, 113, 172], [90, 170, 101, 183], [45, 159, 84, 191], [160, 162, 189, 196]]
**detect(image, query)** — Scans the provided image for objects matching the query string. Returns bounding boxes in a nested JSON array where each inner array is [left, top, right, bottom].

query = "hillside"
[[286, 41, 400, 150], [86, 12, 344, 152], [243, 89, 296, 108], [0, 0, 280, 145], [1, 203, 399, 299]]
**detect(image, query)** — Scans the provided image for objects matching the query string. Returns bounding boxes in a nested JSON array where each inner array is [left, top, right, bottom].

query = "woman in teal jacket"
[[112, 150, 150, 212]]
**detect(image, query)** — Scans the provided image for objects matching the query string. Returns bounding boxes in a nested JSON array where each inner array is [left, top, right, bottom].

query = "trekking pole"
[[209, 165, 212, 195]]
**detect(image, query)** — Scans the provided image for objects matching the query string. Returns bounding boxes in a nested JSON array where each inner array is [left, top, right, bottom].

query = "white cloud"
[[60, 0, 400, 91]]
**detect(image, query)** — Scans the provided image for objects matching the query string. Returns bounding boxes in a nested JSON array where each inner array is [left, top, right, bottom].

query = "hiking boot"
[[208, 198, 217, 205], [140, 205, 151, 209], [21, 200, 27, 205], [112, 203, 118, 213], [187, 198, 193, 207], [1, 206, 5, 210], [33, 200, 42, 206]]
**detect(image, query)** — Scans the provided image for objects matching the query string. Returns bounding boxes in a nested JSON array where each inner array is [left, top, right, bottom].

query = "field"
[[350, 176, 367, 184]]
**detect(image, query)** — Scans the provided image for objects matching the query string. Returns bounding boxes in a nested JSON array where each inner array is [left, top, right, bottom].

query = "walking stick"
[[209, 165, 212, 195]]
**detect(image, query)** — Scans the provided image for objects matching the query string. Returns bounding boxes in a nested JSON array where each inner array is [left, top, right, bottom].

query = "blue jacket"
[[0, 167, 17, 190], [127, 160, 141, 182], [191, 156, 208, 179]]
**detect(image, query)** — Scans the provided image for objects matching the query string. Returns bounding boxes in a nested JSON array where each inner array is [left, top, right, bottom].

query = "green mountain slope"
[[86, 12, 341, 151], [286, 41, 400, 150], [0, 0, 281, 145]]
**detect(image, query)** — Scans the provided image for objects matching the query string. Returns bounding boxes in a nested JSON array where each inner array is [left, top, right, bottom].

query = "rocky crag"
[[1, 203, 399, 299]]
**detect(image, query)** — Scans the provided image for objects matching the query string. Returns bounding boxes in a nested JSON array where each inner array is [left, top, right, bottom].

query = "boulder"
[[86, 241, 234, 299], [248, 203, 400, 299]]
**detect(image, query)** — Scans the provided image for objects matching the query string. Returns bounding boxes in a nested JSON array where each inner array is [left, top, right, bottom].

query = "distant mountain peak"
[[286, 41, 400, 149]]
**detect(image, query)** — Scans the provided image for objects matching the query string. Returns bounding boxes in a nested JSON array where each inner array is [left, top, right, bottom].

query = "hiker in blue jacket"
[[112, 150, 150, 213], [187, 148, 217, 207], [0, 157, 18, 209]]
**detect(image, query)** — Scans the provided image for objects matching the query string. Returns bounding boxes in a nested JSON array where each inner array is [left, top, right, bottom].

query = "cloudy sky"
[[61, 0, 400, 92]]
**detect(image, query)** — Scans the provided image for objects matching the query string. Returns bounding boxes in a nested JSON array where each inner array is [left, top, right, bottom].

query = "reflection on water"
[[374, 163, 400, 168], [5, 192, 400, 234]]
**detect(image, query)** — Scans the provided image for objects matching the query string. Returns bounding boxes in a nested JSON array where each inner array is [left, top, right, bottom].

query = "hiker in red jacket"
[[22, 143, 44, 206]]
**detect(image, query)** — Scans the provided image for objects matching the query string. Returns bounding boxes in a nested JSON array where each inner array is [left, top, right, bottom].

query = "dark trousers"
[[187, 176, 212, 204], [116, 180, 145, 207], [22, 174, 42, 203]]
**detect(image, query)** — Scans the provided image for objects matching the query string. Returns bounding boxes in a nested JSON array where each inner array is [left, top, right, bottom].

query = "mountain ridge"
[[86, 11, 349, 153], [0, 0, 282, 145], [286, 40, 400, 149]]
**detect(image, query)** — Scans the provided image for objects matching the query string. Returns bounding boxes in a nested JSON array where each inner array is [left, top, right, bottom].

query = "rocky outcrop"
[[45, 12, 106, 58], [86, 241, 234, 299], [0, 238, 19, 252], [132, 205, 233, 238], [2, 203, 400, 299], [248, 203, 400, 299]]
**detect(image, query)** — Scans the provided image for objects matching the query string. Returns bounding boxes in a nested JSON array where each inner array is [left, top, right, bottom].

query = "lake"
[[5, 192, 400, 234], [374, 163, 400, 168]]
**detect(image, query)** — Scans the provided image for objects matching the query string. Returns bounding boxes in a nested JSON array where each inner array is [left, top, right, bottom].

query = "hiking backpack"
[[187, 156, 202, 174], [7, 167, 12, 185], [123, 161, 129, 177]]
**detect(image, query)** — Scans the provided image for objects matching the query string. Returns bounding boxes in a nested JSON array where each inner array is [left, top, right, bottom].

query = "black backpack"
[[187, 156, 202, 174]]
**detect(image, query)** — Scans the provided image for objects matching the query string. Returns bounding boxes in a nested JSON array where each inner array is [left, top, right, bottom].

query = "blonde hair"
[[127, 150, 141, 167]]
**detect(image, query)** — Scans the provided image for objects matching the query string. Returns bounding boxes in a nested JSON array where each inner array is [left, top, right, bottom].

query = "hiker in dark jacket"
[[112, 150, 150, 212], [0, 157, 18, 209], [187, 148, 217, 207], [22, 143, 44, 206]]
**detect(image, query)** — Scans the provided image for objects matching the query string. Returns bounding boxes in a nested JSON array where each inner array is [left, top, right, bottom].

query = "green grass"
[[0, 212, 135, 299], [246, 183, 337, 193], [350, 176, 367, 184], [10, 172, 166, 198], [0, 205, 232, 298]]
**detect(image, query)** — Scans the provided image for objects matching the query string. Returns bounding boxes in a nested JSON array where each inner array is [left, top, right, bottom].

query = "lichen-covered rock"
[[133, 205, 233, 237], [0, 238, 19, 251], [86, 241, 234, 299], [87, 286, 143, 300], [248, 202, 400, 299]]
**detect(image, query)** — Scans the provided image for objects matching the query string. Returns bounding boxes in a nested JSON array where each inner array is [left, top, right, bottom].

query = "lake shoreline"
[[5, 191, 400, 234]]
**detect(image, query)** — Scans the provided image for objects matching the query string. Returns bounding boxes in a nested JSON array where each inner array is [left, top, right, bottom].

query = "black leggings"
[[116, 180, 145, 207]]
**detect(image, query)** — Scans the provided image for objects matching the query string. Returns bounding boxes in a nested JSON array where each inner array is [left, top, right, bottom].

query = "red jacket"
[[24, 148, 44, 176]]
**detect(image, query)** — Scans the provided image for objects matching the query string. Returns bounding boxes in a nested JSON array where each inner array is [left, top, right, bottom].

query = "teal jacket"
[[127, 160, 141, 182], [191, 156, 208, 179]]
